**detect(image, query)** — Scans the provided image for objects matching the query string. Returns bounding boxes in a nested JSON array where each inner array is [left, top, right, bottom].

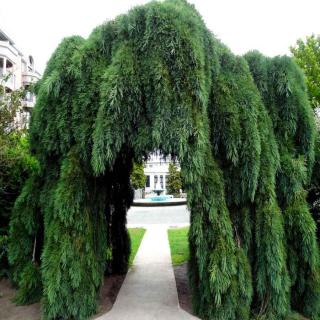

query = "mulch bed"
[[0, 278, 41, 320], [173, 262, 194, 316], [92, 274, 125, 318], [0, 274, 125, 320]]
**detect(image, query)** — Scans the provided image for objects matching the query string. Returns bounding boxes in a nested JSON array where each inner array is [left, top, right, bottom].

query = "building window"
[[0, 57, 14, 76], [28, 55, 34, 72], [29, 55, 34, 66], [160, 175, 163, 189], [146, 175, 150, 188], [0, 57, 3, 76], [154, 175, 158, 189], [25, 91, 34, 102], [6, 59, 13, 72]]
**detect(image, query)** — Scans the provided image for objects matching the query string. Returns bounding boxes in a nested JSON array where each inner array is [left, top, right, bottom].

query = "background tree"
[[166, 163, 182, 197], [0, 76, 25, 135], [290, 34, 320, 109], [0, 78, 38, 278], [130, 162, 146, 189], [291, 36, 320, 241]]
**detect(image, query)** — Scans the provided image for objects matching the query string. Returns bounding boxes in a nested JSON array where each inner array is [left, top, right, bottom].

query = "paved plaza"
[[127, 205, 190, 226]]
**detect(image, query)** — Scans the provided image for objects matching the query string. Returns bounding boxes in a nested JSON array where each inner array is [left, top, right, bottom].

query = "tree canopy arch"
[[8, 1, 320, 319]]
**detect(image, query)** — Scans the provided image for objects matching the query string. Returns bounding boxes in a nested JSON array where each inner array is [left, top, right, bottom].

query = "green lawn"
[[167, 227, 189, 266], [128, 228, 146, 266]]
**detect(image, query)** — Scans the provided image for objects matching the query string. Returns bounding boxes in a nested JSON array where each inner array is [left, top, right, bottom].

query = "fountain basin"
[[149, 195, 173, 202], [133, 196, 187, 207]]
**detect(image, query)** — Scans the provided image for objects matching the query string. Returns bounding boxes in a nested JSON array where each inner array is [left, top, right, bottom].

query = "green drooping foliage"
[[130, 162, 146, 189], [308, 130, 320, 239], [8, 1, 319, 319], [245, 51, 319, 319], [166, 162, 182, 196]]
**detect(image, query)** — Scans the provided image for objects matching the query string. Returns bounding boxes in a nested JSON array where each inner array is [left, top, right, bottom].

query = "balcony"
[[22, 71, 40, 85], [0, 41, 20, 64], [21, 90, 35, 109], [22, 99, 34, 109]]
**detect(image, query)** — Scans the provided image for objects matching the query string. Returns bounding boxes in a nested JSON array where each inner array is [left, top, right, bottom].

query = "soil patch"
[[173, 262, 194, 316], [92, 274, 125, 319], [0, 274, 125, 320], [0, 278, 40, 320]]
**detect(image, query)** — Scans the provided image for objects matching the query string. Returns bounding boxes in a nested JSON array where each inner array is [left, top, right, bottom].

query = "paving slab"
[[96, 225, 198, 320]]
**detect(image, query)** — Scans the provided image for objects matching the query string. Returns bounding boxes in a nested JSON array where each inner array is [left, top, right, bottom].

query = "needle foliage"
[[8, 1, 319, 319]]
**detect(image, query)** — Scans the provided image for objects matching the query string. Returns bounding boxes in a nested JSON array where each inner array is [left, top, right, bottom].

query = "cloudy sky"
[[1, 0, 319, 74]]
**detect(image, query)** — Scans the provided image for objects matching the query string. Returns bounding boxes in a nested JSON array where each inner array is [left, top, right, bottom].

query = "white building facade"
[[144, 153, 180, 194], [0, 29, 41, 128]]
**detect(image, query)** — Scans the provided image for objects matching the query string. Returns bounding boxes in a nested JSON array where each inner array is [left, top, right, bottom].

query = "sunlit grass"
[[167, 227, 189, 266], [128, 228, 146, 266]]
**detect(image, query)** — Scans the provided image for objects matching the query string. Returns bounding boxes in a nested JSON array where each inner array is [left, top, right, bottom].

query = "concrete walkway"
[[96, 225, 198, 320]]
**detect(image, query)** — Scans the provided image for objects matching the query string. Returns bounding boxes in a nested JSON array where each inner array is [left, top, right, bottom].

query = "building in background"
[[0, 29, 41, 128], [144, 153, 180, 194]]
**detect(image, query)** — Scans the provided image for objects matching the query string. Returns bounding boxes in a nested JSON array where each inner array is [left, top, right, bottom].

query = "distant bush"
[[166, 163, 182, 197], [0, 134, 39, 278], [130, 162, 146, 189]]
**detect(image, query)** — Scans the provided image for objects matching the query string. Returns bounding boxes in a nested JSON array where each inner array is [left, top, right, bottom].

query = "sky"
[[1, 0, 319, 74]]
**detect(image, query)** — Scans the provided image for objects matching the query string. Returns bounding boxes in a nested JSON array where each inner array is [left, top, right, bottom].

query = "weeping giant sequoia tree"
[[7, 0, 320, 319]]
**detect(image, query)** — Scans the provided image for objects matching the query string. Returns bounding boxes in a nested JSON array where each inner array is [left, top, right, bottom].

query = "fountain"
[[133, 180, 186, 206], [153, 180, 163, 196]]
